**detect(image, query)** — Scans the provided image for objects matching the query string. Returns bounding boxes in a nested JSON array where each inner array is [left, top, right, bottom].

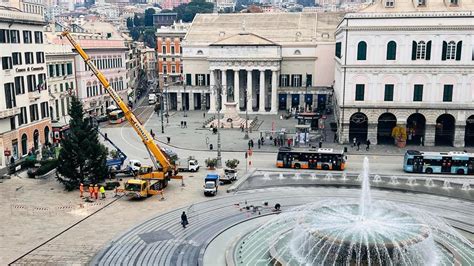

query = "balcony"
[[28, 90, 41, 102], [0, 107, 20, 119]]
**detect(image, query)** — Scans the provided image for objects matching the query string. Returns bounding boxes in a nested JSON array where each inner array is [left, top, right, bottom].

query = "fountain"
[[462, 183, 471, 191], [373, 174, 382, 183], [324, 173, 333, 181], [310, 173, 317, 180], [234, 158, 474, 265], [389, 176, 399, 185], [443, 180, 451, 190], [278, 173, 286, 180], [406, 177, 418, 186], [340, 172, 347, 181], [425, 178, 435, 187]]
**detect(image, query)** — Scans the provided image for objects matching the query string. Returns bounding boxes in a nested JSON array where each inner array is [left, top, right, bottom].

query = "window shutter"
[[206, 74, 210, 86], [186, 73, 192, 86], [279, 75, 282, 87], [411, 41, 417, 60], [441, 41, 447, 61], [290, 75, 294, 87], [455, 41, 462, 61], [425, 41, 432, 60]]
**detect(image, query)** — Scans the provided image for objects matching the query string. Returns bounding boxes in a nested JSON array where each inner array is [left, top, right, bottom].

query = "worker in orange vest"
[[79, 183, 84, 198], [93, 184, 99, 200], [88, 184, 94, 198]]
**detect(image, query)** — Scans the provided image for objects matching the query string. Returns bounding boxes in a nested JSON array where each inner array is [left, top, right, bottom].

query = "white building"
[[0, 6, 50, 167], [44, 42, 75, 124], [181, 12, 344, 113], [334, 0, 474, 147]]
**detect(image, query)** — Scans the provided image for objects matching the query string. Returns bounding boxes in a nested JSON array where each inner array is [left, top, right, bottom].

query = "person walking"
[[181, 211, 188, 228], [248, 140, 252, 150], [203, 112, 206, 118], [167, 136, 171, 144], [100, 185, 106, 199], [180, 121, 183, 128], [319, 141, 322, 148], [420, 136, 424, 146], [357, 141, 361, 151], [184, 121, 187, 128], [352, 137, 357, 148], [274, 138, 277, 146], [250, 139, 254, 148], [93, 184, 99, 200], [257, 139, 261, 149], [88, 184, 94, 198], [79, 183, 84, 198], [366, 139, 371, 151], [334, 133, 338, 143]]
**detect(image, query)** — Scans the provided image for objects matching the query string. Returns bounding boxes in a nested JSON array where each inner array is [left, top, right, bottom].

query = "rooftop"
[[0, 5, 45, 24], [360, 0, 474, 13], [184, 12, 344, 45]]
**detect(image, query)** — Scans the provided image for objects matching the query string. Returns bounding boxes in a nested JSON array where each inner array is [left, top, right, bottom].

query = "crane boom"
[[61, 31, 174, 177]]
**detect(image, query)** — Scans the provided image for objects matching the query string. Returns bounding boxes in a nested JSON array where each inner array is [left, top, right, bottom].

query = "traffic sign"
[[4, 149, 11, 156]]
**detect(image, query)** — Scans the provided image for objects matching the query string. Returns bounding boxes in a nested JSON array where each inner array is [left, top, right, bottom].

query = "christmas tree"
[[56, 96, 108, 191]]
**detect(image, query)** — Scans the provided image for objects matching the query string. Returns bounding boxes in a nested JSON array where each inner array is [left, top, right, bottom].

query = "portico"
[[207, 33, 281, 114]]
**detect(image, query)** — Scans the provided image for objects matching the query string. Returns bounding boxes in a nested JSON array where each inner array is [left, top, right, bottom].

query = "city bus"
[[108, 110, 125, 124], [403, 150, 474, 175], [276, 147, 346, 170]]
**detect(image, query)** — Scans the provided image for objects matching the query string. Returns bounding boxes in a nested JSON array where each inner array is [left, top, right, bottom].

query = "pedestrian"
[[93, 184, 99, 200], [167, 136, 170, 144], [150, 129, 153, 136], [420, 136, 424, 146], [104, 133, 108, 140], [181, 211, 188, 228], [180, 121, 183, 128], [319, 141, 322, 148], [334, 133, 338, 143], [184, 121, 187, 128], [353, 137, 357, 147], [203, 112, 206, 118], [357, 141, 361, 151], [366, 139, 371, 151], [151, 131, 155, 139], [260, 137, 264, 145], [88, 184, 94, 198], [248, 140, 252, 150], [100, 185, 106, 199], [250, 139, 254, 148], [287, 138, 291, 148], [274, 138, 277, 146], [79, 183, 84, 198], [257, 139, 261, 149]]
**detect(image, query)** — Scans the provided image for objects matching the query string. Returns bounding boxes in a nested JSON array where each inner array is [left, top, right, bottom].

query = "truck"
[[204, 174, 219, 196], [176, 157, 200, 172], [148, 94, 157, 105], [221, 168, 238, 184], [63, 30, 182, 199]]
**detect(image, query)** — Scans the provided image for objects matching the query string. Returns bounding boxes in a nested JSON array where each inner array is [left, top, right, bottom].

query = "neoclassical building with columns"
[[334, 0, 474, 147], [169, 12, 344, 114]]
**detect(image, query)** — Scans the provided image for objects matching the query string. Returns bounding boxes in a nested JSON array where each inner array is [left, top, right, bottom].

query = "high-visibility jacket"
[[94, 186, 99, 193], [89, 186, 94, 193], [79, 184, 84, 192], [99, 186, 105, 193]]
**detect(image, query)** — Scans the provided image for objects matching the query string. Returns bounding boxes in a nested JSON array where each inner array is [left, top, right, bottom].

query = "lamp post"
[[210, 83, 223, 168], [244, 88, 249, 139], [159, 83, 164, 133], [183, 85, 187, 117]]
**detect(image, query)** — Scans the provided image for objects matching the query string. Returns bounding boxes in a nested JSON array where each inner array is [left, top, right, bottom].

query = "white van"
[[148, 94, 157, 105]]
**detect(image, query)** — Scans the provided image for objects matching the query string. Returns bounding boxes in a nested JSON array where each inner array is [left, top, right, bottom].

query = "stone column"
[[222, 69, 227, 110], [454, 124, 466, 147], [189, 92, 195, 110], [247, 70, 252, 112], [424, 124, 435, 146], [234, 70, 240, 107], [259, 70, 265, 112], [177, 91, 182, 111], [270, 70, 278, 113], [209, 70, 216, 112], [368, 123, 377, 145]]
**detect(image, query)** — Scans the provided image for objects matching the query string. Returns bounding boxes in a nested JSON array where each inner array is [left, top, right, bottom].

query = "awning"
[[107, 105, 117, 110]]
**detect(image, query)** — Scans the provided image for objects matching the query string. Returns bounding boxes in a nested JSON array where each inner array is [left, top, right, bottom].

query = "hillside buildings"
[[334, 0, 474, 147], [0, 6, 50, 167]]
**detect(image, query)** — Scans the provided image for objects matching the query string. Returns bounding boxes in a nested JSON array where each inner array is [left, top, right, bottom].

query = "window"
[[0, 29, 10, 43], [40, 102, 49, 118], [12, 52, 22, 65], [443, 41, 463, 61], [280, 74, 290, 87], [412, 41, 431, 60], [37, 74, 46, 90], [196, 50, 203, 55], [385, 0, 394, 7], [171, 46, 175, 54], [357, 41, 367, 60], [23, 30, 32, 43], [291, 74, 302, 87], [306, 74, 312, 87], [48, 64, 54, 77], [10, 117, 16, 130], [384, 84, 394, 101], [171, 65, 176, 73], [386, 41, 397, 60], [186, 74, 192, 85], [413, 84, 423, 101], [34, 31, 43, 43], [25, 52, 34, 64], [36, 52, 44, 63], [355, 84, 365, 101], [27, 74, 36, 92], [450, 0, 458, 5], [443, 85, 453, 102], [2, 56, 12, 70], [29, 104, 39, 122], [61, 64, 66, 75], [10, 30, 20, 43], [15, 76, 25, 95], [19, 107, 27, 125], [67, 63, 73, 75], [4, 83, 16, 108], [335, 42, 342, 59], [294, 50, 301, 55], [56, 64, 60, 76], [162, 45, 167, 54]]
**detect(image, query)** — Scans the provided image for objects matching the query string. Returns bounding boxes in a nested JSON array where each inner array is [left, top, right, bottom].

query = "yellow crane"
[[61, 30, 182, 198]]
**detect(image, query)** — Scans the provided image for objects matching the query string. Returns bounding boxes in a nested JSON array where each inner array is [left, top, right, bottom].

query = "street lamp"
[[159, 83, 165, 134], [244, 88, 249, 139], [210, 83, 223, 169], [183, 84, 187, 117]]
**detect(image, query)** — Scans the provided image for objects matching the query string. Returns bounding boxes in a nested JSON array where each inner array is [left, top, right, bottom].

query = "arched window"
[[357, 41, 367, 60], [446, 41, 456, 60], [21, 134, 28, 155], [416, 41, 426, 59], [196, 50, 203, 55], [294, 50, 301, 55], [386, 41, 397, 60]]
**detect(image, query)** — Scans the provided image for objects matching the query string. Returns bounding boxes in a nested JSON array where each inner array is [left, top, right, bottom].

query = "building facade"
[[156, 21, 189, 90], [334, 0, 474, 147], [44, 43, 75, 123], [53, 33, 129, 115], [180, 13, 343, 114], [0, 6, 50, 167]]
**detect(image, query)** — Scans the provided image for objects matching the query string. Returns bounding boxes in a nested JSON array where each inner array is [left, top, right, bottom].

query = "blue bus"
[[403, 150, 474, 175]]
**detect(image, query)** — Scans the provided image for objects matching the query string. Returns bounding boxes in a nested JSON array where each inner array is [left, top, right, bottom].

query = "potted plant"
[[205, 158, 218, 170], [391, 125, 407, 148], [225, 159, 240, 169]]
